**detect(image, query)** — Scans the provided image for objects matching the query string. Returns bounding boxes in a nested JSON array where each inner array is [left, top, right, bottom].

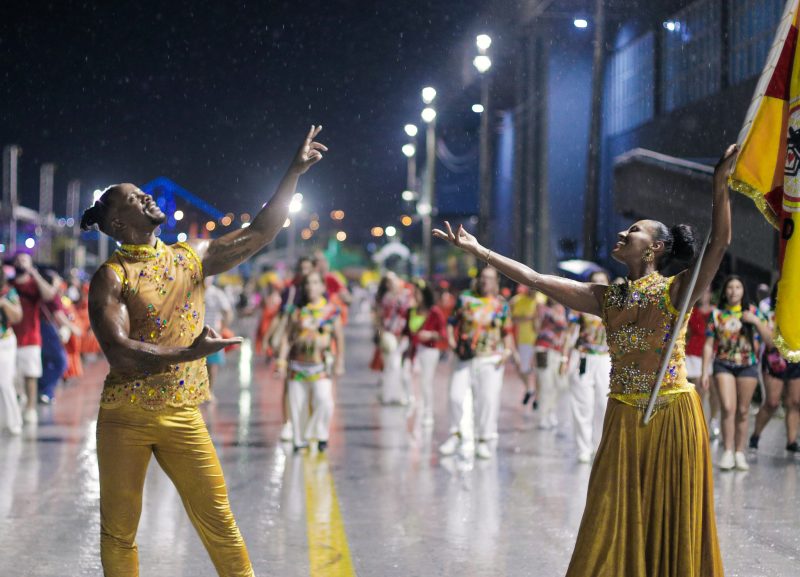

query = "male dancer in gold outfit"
[[81, 126, 326, 577]]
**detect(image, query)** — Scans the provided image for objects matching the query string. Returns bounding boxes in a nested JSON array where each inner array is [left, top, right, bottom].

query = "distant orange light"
[[240, 213, 251, 223], [371, 226, 384, 237], [301, 228, 313, 240], [205, 221, 216, 232], [309, 220, 320, 231], [330, 210, 345, 221], [401, 215, 413, 227], [220, 216, 232, 226]]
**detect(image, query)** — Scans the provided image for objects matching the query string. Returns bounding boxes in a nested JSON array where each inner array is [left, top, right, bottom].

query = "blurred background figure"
[[564, 270, 611, 463], [510, 284, 539, 409], [533, 293, 569, 431], [10, 252, 56, 425], [0, 266, 23, 435], [37, 271, 80, 404], [374, 272, 411, 405], [402, 279, 446, 427], [685, 286, 719, 438], [750, 285, 800, 454], [440, 267, 517, 460], [204, 276, 234, 400], [277, 271, 344, 452], [702, 275, 771, 471]]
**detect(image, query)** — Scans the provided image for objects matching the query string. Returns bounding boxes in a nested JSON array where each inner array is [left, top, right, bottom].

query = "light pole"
[[421, 87, 437, 278], [474, 35, 493, 244], [404, 124, 418, 195]]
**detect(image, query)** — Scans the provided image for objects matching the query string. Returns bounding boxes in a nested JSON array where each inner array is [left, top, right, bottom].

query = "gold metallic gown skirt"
[[565, 391, 723, 577]]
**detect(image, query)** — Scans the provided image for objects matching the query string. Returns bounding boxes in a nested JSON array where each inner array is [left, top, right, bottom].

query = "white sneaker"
[[23, 408, 38, 425], [475, 441, 493, 460], [718, 450, 735, 470], [734, 451, 749, 471], [280, 421, 293, 442], [439, 434, 461, 456], [577, 451, 592, 464]]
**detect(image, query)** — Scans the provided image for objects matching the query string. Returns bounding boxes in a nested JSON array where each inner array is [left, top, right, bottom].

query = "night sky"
[[1, 0, 495, 239]]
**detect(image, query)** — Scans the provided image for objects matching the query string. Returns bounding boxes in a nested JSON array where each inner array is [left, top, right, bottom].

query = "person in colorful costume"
[[277, 271, 344, 452], [81, 126, 326, 577], [563, 270, 611, 463], [438, 267, 518, 460], [0, 266, 23, 435], [750, 284, 800, 454], [435, 145, 738, 577], [375, 272, 411, 405], [702, 275, 771, 470], [402, 279, 447, 426]]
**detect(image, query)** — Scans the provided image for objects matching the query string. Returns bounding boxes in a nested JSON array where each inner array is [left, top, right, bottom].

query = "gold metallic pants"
[[97, 404, 254, 577]]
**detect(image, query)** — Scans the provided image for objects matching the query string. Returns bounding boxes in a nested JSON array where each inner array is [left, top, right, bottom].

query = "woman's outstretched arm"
[[433, 222, 606, 316]]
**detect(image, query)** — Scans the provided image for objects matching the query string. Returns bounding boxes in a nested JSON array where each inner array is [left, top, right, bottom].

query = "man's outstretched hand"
[[289, 125, 327, 175], [191, 326, 243, 357]]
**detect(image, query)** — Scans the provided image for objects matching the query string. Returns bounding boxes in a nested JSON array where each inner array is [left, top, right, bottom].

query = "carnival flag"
[[730, 0, 800, 360]]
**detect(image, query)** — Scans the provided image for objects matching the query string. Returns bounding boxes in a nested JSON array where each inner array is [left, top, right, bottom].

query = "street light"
[[404, 124, 418, 137], [402, 143, 416, 158], [474, 34, 493, 244], [289, 192, 303, 214], [174, 210, 184, 221], [421, 86, 437, 104], [574, 18, 589, 29], [417, 201, 432, 216], [421, 107, 437, 123], [385, 226, 397, 238], [473, 54, 492, 73], [402, 190, 417, 202]]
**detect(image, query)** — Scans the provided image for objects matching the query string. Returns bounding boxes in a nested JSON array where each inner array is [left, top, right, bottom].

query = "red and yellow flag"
[[731, 0, 800, 360]]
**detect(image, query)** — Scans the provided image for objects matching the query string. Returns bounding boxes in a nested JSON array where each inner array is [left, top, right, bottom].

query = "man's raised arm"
[[192, 125, 327, 277]]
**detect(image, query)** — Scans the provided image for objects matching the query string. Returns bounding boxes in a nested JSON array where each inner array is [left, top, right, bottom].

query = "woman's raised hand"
[[433, 221, 481, 255]]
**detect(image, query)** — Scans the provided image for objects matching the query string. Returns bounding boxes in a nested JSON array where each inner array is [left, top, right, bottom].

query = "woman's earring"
[[643, 247, 655, 264]]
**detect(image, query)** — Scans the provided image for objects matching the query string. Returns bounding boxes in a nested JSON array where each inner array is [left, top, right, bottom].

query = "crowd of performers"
[[0, 253, 102, 433], [2, 130, 797, 577]]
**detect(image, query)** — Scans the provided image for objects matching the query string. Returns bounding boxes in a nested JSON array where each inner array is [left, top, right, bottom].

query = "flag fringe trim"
[[728, 178, 780, 230], [774, 326, 800, 362]]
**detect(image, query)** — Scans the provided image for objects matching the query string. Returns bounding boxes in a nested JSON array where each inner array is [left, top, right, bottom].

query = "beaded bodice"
[[603, 272, 693, 409], [100, 239, 209, 410]]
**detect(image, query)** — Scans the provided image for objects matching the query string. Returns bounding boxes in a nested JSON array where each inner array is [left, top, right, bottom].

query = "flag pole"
[[642, 229, 712, 425]]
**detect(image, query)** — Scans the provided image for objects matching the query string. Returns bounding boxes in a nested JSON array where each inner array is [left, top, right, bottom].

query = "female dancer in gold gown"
[[433, 144, 737, 577]]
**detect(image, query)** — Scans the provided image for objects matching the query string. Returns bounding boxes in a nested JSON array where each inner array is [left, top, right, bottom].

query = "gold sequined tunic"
[[100, 239, 209, 410], [603, 271, 694, 410]]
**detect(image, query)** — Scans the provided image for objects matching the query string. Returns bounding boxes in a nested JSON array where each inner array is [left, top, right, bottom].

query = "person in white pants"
[[440, 267, 518, 459], [375, 273, 411, 404], [533, 296, 569, 430], [0, 271, 24, 435], [403, 280, 447, 426], [564, 270, 611, 463], [277, 272, 345, 452]]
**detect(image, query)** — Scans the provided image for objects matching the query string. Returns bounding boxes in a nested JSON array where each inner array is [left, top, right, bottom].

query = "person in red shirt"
[[685, 285, 719, 438], [10, 252, 57, 424], [403, 280, 447, 426]]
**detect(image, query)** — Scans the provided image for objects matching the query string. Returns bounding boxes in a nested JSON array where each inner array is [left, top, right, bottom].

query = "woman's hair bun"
[[669, 223, 698, 264]]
